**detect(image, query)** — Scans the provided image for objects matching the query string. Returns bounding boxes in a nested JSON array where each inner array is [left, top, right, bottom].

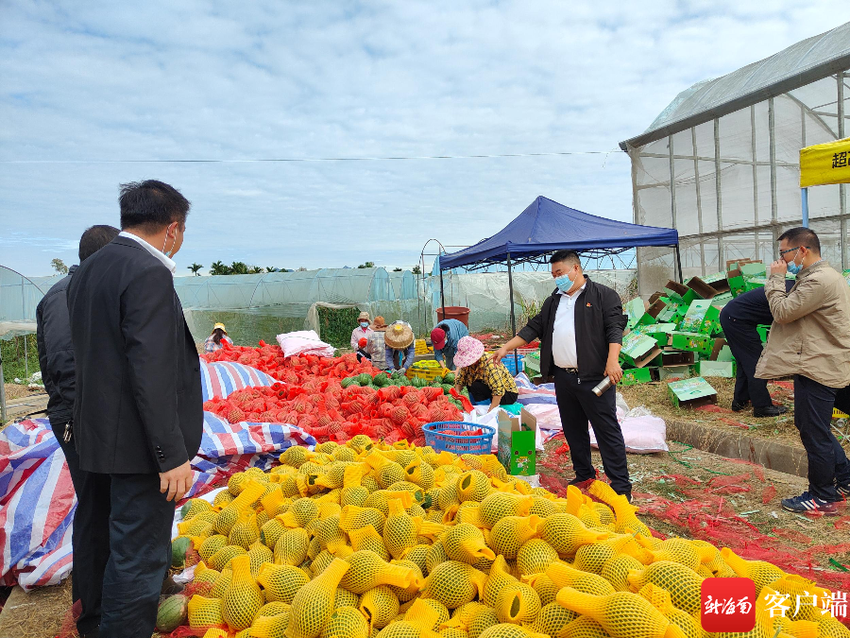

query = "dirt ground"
[[0, 578, 72, 638], [2, 384, 44, 402], [618, 377, 850, 456]]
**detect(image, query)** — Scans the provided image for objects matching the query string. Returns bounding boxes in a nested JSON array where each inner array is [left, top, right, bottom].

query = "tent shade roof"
[[620, 21, 850, 150], [439, 196, 678, 270]]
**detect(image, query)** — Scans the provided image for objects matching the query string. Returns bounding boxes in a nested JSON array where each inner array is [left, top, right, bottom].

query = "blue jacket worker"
[[384, 321, 415, 374], [430, 318, 469, 370]]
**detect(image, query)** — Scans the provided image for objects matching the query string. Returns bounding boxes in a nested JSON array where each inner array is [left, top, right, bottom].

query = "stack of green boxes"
[[618, 260, 789, 404]]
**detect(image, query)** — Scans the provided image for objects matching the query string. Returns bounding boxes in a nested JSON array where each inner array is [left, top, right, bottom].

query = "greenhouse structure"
[[620, 21, 850, 298]]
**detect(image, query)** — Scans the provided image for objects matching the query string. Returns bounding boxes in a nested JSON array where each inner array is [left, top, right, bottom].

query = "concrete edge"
[[666, 418, 807, 478]]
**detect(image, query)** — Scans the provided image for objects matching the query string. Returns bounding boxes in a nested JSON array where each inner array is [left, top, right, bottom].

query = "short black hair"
[[550, 250, 580, 266], [79, 225, 120, 262], [119, 180, 190, 233], [778, 227, 821, 254]]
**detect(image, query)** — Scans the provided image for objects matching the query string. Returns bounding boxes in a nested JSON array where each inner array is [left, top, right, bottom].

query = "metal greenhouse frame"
[[620, 22, 850, 298]]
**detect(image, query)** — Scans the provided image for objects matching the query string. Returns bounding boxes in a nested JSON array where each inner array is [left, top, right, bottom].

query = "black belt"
[[554, 365, 578, 374]]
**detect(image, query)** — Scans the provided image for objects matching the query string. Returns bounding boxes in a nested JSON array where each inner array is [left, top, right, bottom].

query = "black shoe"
[[753, 404, 788, 418], [731, 400, 749, 412], [161, 575, 184, 595], [837, 481, 850, 498], [568, 477, 596, 490]]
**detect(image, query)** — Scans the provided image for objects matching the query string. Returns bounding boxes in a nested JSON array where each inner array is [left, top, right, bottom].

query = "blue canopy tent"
[[437, 196, 680, 369]]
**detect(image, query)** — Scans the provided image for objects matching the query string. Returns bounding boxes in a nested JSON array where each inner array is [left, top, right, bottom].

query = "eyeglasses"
[[779, 246, 800, 256]]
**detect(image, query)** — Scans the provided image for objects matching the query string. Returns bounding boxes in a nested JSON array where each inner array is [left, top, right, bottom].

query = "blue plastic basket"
[[422, 421, 495, 454], [503, 353, 525, 376]]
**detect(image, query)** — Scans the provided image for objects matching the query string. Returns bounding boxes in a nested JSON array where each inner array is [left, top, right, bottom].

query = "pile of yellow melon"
[[166, 435, 849, 638]]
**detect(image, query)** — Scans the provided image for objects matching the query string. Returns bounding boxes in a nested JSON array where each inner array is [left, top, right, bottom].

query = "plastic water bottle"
[[592, 376, 613, 396]]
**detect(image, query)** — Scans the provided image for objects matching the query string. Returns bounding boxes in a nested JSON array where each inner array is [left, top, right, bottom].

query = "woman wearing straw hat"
[[384, 321, 416, 374], [453, 336, 518, 412], [204, 322, 233, 352], [350, 311, 374, 351]]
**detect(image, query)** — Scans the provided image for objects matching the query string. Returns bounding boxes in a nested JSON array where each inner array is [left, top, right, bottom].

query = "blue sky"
[[1, 1, 848, 276]]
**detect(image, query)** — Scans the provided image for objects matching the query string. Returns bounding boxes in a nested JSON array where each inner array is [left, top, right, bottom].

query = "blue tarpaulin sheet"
[[440, 196, 678, 270]]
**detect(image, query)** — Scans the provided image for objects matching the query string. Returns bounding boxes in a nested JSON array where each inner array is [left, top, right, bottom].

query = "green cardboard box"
[[624, 297, 647, 330], [843, 269, 850, 287], [685, 276, 720, 300], [756, 324, 771, 344], [680, 299, 721, 335], [702, 271, 731, 294], [497, 408, 538, 476], [727, 268, 746, 297], [661, 350, 695, 367], [637, 297, 670, 326], [744, 277, 768, 292], [620, 367, 654, 386], [710, 292, 733, 310], [620, 331, 663, 368], [697, 360, 736, 378], [658, 365, 693, 381], [740, 262, 766, 278], [668, 376, 718, 408], [671, 331, 713, 355], [636, 322, 678, 347]]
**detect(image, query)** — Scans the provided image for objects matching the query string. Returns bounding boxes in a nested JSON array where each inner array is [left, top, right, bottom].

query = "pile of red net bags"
[[202, 343, 464, 444]]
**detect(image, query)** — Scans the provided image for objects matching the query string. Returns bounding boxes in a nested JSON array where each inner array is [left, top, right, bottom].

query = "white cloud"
[[1, 1, 848, 274]]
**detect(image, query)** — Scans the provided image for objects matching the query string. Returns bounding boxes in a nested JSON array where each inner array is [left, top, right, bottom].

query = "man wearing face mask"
[[350, 311, 373, 351], [494, 250, 631, 500], [67, 180, 203, 638], [755, 227, 850, 515]]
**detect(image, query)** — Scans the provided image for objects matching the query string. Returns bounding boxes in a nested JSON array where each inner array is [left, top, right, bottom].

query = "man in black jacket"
[[719, 285, 792, 417], [67, 180, 203, 638], [36, 224, 119, 625], [495, 250, 631, 499]]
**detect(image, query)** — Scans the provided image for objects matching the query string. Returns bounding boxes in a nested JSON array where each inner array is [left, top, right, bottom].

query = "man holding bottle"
[[494, 250, 631, 500]]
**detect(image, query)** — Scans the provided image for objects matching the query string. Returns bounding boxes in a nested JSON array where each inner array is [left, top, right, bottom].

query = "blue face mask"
[[554, 270, 573, 293], [787, 249, 802, 275], [360, 322, 370, 328]]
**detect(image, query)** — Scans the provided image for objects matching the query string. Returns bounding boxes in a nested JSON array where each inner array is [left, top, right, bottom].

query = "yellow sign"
[[800, 137, 850, 187]]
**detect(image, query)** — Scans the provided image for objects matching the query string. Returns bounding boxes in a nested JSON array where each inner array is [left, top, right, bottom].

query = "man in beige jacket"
[[756, 227, 850, 515]]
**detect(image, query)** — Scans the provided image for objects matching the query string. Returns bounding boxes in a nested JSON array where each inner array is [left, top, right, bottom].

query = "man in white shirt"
[[495, 250, 631, 500]]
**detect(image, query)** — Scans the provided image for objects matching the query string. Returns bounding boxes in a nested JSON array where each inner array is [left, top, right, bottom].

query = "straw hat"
[[358, 311, 371, 322], [385, 322, 414, 349], [212, 322, 227, 334], [372, 315, 388, 330], [453, 336, 485, 368]]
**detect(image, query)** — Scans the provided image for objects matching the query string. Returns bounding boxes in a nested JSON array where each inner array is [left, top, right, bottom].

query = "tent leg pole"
[[674, 244, 684, 284], [439, 261, 446, 324], [0, 357, 6, 424], [801, 188, 809, 228], [507, 253, 519, 375]]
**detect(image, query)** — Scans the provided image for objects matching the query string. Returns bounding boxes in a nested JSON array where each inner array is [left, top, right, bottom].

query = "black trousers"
[[719, 313, 773, 408], [553, 368, 631, 496], [467, 380, 518, 405], [74, 472, 176, 638], [50, 421, 108, 628], [794, 375, 850, 501]]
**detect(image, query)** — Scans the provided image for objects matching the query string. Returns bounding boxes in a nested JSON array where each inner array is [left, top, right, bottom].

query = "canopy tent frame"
[[437, 196, 680, 373]]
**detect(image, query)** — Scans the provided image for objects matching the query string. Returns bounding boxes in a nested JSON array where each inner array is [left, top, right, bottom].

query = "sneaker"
[[753, 404, 788, 418], [781, 491, 839, 516], [836, 481, 850, 498], [731, 400, 750, 412]]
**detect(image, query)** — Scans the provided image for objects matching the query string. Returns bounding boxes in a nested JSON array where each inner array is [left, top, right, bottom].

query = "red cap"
[[430, 327, 447, 350], [358, 338, 368, 348]]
